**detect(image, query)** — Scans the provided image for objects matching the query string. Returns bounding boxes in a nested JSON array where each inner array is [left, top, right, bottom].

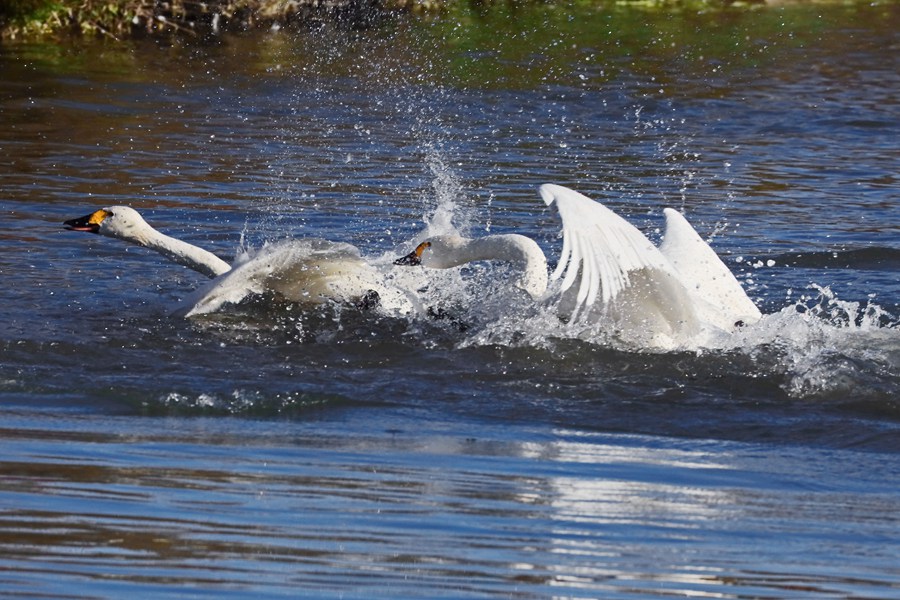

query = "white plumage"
[[398, 184, 761, 348]]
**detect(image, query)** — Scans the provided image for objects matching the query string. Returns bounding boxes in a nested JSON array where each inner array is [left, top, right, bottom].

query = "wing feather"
[[574, 234, 591, 305], [540, 183, 675, 320], [551, 225, 572, 282], [659, 208, 761, 327]]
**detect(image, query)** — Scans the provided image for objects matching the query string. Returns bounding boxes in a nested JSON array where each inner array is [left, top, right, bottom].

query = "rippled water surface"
[[1, 2, 899, 597]]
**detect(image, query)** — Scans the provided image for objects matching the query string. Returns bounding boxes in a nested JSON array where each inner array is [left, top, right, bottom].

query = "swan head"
[[394, 235, 494, 270], [394, 234, 549, 300], [64, 206, 151, 243], [394, 241, 432, 266], [393, 236, 467, 269]]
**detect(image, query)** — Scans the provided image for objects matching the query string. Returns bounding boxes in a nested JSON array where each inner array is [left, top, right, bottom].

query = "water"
[[2, 2, 899, 597]]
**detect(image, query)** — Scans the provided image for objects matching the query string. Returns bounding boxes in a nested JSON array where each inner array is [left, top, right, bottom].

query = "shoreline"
[[0, 0, 851, 42], [0, 0, 425, 41]]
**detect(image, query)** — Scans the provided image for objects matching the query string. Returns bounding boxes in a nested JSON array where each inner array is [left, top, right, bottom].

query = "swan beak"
[[64, 209, 109, 233], [394, 241, 431, 266]]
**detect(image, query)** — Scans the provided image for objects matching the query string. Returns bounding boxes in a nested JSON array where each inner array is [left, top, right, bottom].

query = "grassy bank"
[[0, 0, 436, 39], [1, 0, 781, 40]]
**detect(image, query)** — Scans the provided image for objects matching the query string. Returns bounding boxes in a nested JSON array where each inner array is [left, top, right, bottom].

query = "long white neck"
[[143, 231, 231, 279], [106, 221, 231, 279], [428, 234, 549, 299]]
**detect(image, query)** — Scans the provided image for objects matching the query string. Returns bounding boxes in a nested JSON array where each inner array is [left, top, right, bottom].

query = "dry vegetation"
[[0, 0, 790, 40], [0, 0, 437, 39]]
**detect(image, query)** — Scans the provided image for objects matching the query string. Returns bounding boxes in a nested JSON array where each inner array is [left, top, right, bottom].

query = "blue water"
[[1, 3, 899, 597]]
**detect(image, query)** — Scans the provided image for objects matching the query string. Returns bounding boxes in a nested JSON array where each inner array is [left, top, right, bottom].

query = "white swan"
[[64, 206, 416, 316], [396, 184, 761, 348]]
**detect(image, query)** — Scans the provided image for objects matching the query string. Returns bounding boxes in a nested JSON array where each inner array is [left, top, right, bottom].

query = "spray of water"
[[719, 286, 899, 399]]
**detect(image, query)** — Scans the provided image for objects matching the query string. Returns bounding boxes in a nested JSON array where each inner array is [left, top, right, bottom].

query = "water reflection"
[[2, 416, 898, 598]]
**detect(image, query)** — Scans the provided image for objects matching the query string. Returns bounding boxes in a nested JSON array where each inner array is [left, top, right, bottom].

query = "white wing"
[[659, 209, 762, 327], [539, 184, 677, 319]]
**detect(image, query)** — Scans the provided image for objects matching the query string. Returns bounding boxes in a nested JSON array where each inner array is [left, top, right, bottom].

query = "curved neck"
[[114, 227, 231, 279], [443, 234, 549, 299]]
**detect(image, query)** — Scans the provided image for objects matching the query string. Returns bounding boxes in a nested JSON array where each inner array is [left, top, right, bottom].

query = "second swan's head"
[[394, 240, 432, 267], [394, 234, 549, 300], [392, 236, 476, 270]]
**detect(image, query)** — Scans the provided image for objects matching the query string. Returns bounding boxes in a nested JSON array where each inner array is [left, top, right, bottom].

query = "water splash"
[[149, 389, 352, 417], [663, 285, 898, 403], [437, 266, 899, 402], [419, 143, 470, 238]]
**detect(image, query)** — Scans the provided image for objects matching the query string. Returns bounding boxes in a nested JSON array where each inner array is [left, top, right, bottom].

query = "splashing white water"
[[717, 286, 899, 399], [421, 146, 469, 237], [433, 257, 898, 400]]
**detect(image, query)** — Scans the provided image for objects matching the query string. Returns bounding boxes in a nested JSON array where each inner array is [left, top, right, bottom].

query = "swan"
[[395, 184, 761, 348], [64, 206, 416, 316]]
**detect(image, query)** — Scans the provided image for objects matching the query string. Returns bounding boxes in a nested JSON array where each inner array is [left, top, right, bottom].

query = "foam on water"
[[728, 287, 899, 401], [445, 259, 899, 400]]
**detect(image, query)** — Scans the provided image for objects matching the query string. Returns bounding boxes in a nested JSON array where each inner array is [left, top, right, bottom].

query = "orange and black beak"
[[64, 209, 108, 233], [394, 241, 431, 266]]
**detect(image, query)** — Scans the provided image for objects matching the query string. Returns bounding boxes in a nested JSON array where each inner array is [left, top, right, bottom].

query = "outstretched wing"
[[539, 184, 675, 319], [659, 209, 761, 327]]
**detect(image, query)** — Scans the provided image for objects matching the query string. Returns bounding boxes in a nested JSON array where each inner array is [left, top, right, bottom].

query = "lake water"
[[1, 2, 899, 598]]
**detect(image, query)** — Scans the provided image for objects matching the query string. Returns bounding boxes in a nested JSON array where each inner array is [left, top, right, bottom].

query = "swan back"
[[183, 239, 416, 317]]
